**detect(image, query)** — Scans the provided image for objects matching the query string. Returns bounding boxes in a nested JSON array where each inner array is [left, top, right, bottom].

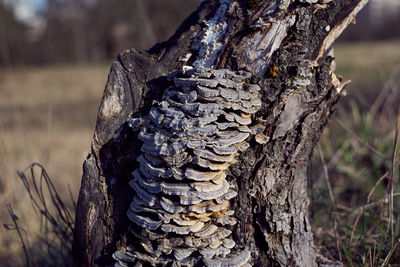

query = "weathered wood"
[[73, 0, 368, 266]]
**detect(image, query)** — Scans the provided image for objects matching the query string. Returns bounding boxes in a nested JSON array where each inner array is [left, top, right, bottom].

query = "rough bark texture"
[[73, 0, 368, 266]]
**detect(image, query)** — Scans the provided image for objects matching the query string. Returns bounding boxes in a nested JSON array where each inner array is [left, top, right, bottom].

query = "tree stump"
[[73, 0, 369, 266]]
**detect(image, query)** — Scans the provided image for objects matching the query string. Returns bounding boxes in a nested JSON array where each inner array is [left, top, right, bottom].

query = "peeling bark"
[[73, 0, 368, 266]]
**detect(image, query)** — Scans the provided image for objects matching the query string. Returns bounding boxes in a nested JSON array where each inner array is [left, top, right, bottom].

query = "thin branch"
[[387, 111, 400, 247], [381, 236, 400, 267], [4, 204, 37, 267], [16, 163, 75, 263], [336, 119, 387, 159], [369, 64, 400, 122], [318, 144, 342, 262], [350, 172, 389, 243], [135, 0, 157, 47]]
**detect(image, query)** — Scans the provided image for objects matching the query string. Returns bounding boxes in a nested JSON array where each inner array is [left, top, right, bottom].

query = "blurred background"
[[0, 0, 399, 266]]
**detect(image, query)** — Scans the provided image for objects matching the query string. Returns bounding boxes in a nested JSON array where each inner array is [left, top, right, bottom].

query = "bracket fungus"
[[113, 67, 264, 266]]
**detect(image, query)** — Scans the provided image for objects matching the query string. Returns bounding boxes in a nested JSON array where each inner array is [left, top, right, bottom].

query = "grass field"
[[0, 64, 109, 266], [0, 40, 399, 266], [312, 41, 400, 265]]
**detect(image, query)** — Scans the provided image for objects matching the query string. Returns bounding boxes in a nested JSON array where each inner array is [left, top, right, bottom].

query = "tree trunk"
[[73, 0, 368, 266]]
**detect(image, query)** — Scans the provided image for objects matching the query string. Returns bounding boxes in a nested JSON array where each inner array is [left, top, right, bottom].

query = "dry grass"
[[0, 64, 109, 266], [0, 40, 399, 266], [311, 40, 400, 265]]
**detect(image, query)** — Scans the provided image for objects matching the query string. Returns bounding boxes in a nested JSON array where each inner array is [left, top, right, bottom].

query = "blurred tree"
[[1, 0, 398, 65], [339, 2, 400, 41], [36, 0, 199, 64], [0, 1, 25, 67], [40, 0, 88, 63], [376, 8, 400, 40]]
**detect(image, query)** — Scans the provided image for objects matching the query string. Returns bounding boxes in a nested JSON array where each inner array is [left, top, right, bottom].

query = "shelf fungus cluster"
[[113, 66, 264, 267]]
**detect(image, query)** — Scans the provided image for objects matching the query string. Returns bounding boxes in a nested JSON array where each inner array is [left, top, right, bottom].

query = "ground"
[[0, 40, 399, 266]]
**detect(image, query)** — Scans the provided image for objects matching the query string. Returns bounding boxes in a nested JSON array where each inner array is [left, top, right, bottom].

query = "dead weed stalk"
[[4, 163, 74, 266]]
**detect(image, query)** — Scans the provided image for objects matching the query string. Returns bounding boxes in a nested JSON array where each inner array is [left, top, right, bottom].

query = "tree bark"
[[73, 0, 368, 266]]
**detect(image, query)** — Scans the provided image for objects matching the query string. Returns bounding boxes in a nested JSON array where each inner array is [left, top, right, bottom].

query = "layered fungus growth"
[[113, 67, 264, 266]]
